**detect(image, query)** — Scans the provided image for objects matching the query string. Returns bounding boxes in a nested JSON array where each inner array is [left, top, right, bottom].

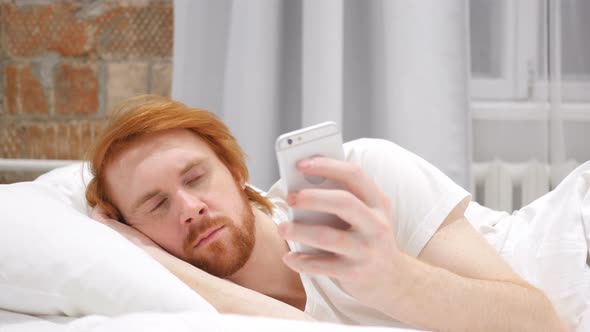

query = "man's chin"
[[189, 243, 253, 278], [192, 256, 247, 278], [187, 196, 256, 278]]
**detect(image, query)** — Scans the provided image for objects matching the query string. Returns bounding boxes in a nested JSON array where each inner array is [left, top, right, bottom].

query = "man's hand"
[[277, 156, 567, 331], [277, 157, 406, 306]]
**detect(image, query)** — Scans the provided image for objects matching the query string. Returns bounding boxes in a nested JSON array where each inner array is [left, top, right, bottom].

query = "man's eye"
[[186, 175, 202, 185], [151, 198, 167, 212]]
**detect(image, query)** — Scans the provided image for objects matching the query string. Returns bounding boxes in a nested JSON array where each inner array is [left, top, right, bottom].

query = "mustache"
[[186, 216, 231, 247]]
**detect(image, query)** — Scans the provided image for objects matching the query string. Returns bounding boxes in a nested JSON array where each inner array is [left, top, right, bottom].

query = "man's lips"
[[193, 225, 225, 248]]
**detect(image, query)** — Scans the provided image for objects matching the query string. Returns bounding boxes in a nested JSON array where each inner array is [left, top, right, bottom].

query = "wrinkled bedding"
[[0, 309, 422, 332], [466, 161, 590, 328]]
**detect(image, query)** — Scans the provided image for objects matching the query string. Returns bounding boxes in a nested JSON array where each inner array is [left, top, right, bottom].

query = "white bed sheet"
[[0, 309, 424, 332], [466, 161, 590, 330]]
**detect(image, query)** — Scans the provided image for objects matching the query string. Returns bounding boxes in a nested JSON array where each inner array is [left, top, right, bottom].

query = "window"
[[469, 0, 590, 164], [470, 0, 590, 102]]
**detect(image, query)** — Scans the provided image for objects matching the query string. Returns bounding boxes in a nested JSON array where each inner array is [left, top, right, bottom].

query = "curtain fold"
[[377, 0, 472, 188], [548, 0, 566, 186], [546, 0, 589, 186], [221, 0, 283, 190], [301, 0, 343, 126], [172, 0, 472, 190]]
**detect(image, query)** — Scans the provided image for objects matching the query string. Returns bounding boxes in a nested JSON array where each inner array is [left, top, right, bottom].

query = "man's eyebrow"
[[179, 158, 205, 176], [132, 189, 161, 213], [131, 159, 206, 213]]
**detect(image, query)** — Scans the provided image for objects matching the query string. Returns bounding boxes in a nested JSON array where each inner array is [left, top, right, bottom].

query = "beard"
[[182, 190, 256, 278]]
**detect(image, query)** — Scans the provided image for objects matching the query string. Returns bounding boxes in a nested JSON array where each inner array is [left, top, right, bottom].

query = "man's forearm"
[[382, 254, 567, 332], [143, 245, 312, 321]]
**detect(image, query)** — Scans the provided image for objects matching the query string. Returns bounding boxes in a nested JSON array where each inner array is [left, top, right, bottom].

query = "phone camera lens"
[[287, 138, 293, 145]]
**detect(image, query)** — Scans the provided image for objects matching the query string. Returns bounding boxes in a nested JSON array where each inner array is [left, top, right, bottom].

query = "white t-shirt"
[[265, 138, 470, 327]]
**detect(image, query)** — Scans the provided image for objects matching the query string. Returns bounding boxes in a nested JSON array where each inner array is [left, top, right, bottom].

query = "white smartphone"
[[275, 122, 349, 253]]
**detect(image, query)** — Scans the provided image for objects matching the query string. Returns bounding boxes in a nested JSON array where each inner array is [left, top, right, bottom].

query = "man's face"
[[105, 129, 255, 278]]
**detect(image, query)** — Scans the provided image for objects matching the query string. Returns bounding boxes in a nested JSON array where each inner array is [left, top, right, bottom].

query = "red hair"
[[85, 94, 273, 221]]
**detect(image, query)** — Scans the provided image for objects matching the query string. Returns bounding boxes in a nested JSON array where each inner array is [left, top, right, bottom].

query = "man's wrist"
[[390, 252, 418, 311], [367, 250, 418, 318]]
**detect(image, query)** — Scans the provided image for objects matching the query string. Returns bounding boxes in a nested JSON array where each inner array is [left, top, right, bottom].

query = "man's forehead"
[[113, 129, 209, 164], [104, 130, 212, 203], [131, 129, 205, 150]]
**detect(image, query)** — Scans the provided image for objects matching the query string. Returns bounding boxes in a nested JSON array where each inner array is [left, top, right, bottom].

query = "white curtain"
[[172, 0, 472, 191], [547, 0, 590, 185]]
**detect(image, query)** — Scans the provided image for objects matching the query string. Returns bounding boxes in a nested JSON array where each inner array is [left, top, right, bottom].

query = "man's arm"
[[91, 207, 311, 321], [387, 199, 568, 331], [141, 244, 312, 321], [278, 157, 568, 332]]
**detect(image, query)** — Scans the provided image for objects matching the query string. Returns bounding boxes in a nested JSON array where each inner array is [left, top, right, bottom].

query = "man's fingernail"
[[287, 193, 296, 206], [282, 253, 295, 264], [282, 253, 291, 263], [297, 159, 313, 169], [277, 222, 290, 236], [282, 254, 301, 272]]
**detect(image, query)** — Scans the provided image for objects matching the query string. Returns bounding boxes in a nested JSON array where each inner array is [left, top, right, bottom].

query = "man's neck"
[[227, 207, 306, 310]]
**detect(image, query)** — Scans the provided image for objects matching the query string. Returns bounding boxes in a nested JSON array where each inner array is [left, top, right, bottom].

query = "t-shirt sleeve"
[[344, 138, 471, 257]]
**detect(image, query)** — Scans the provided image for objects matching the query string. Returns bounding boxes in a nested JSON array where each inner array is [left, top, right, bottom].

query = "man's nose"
[[178, 190, 208, 225]]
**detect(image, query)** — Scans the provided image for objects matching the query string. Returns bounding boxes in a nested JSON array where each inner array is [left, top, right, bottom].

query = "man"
[[86, 95, 567, 331]]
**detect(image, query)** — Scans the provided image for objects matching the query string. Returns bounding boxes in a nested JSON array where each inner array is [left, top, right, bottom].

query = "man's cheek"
[[147, 230, 182, 256]]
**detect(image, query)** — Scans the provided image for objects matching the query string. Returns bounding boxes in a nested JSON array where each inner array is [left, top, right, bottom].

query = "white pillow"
[[0, 163, 216, 317], [33, 162, 93, 215]]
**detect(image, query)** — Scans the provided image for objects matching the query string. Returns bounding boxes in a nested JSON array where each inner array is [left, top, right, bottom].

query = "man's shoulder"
[[343, 138, 405, 165], [343, 137, 397, 150]]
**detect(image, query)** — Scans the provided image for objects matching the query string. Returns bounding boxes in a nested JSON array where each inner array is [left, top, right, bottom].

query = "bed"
[[2, 159, 590, 331], [0, 310, 419, 332], [0, 160, 424, 332]]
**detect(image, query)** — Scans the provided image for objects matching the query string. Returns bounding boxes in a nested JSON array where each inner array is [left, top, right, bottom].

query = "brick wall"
[[0, 0, 173, 183]]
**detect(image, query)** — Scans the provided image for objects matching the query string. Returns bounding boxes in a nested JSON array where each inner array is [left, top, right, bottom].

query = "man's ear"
[[233, 169, 246, 189], [240, 176, 246, 190]]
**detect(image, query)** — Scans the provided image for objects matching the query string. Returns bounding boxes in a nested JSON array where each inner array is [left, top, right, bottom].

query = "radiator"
[[472, 160, 580, 212]]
